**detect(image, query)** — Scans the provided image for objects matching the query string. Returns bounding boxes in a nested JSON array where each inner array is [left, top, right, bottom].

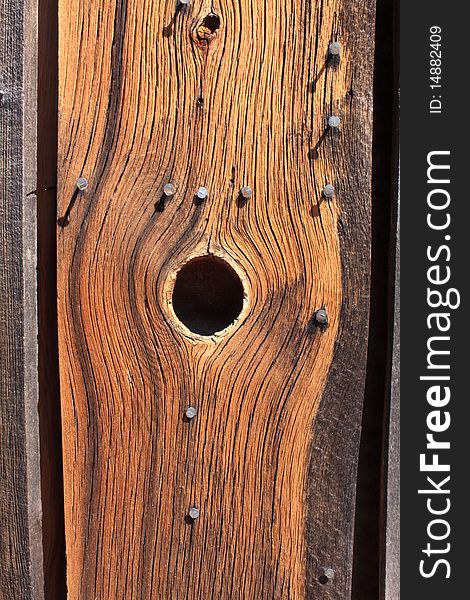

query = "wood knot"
[[196, 13, 221, 44]]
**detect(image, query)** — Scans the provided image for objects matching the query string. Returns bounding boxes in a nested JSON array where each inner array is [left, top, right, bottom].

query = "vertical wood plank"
[[58, 0, 376, 598], [352, 0, 398, 595], [0, 0, 44, 597], [384, 180, 399, 600]]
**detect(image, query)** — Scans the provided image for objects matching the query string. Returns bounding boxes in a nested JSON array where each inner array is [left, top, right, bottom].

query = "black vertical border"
[[401, 1, 468, 597]]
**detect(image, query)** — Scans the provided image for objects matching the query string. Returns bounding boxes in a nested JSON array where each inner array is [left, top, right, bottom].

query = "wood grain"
[[57, 0, 376, 597], [384, 174, 399, 600], [0, 0, 44, 596]]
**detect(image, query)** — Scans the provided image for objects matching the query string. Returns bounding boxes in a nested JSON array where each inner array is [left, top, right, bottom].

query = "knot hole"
[[196, 13, 221, 42]]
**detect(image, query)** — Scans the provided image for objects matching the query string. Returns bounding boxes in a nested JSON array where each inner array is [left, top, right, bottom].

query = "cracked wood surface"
[[57, 0, 376, 597]]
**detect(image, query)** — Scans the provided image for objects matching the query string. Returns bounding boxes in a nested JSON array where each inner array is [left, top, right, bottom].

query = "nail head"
[[197, 187, 209, 200], [323, 184, 335, 199], [315, 308, 328, 326], [329, 42, 341, 56], [328, 115, 341, 128], [185, 406, 197, 419], [163, 183, 176, 197], [240, 186, 253, 200], [319, 567, 335, 584], [76, 177, 89, 191], [188, 507, 200, 520]]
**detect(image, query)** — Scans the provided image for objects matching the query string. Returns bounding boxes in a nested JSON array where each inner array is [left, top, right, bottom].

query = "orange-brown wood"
[[57, 0, 375, 597]]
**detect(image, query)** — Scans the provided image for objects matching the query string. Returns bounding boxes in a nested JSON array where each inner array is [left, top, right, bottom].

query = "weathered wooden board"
[[0, 0, 44, 597], [57, 0, 376, 597], [384, 174, 399, 600]]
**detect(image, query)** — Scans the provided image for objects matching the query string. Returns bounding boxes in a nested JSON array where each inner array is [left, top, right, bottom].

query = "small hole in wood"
[[196, 13, 221, 42], [202, 13, 221, 34], [172, 256, 244, 336], [318, 568, 334, 585]]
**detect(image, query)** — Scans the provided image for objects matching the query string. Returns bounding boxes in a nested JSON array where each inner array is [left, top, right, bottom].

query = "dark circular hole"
[[172, 256, 244, 336], [202, 13, 221, 34], [318, 575, 330, 585]]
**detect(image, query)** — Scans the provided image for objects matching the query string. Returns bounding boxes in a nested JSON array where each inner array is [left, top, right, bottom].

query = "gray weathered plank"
[[384, 171, 400, 600], [0, 0, 44, 596]]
